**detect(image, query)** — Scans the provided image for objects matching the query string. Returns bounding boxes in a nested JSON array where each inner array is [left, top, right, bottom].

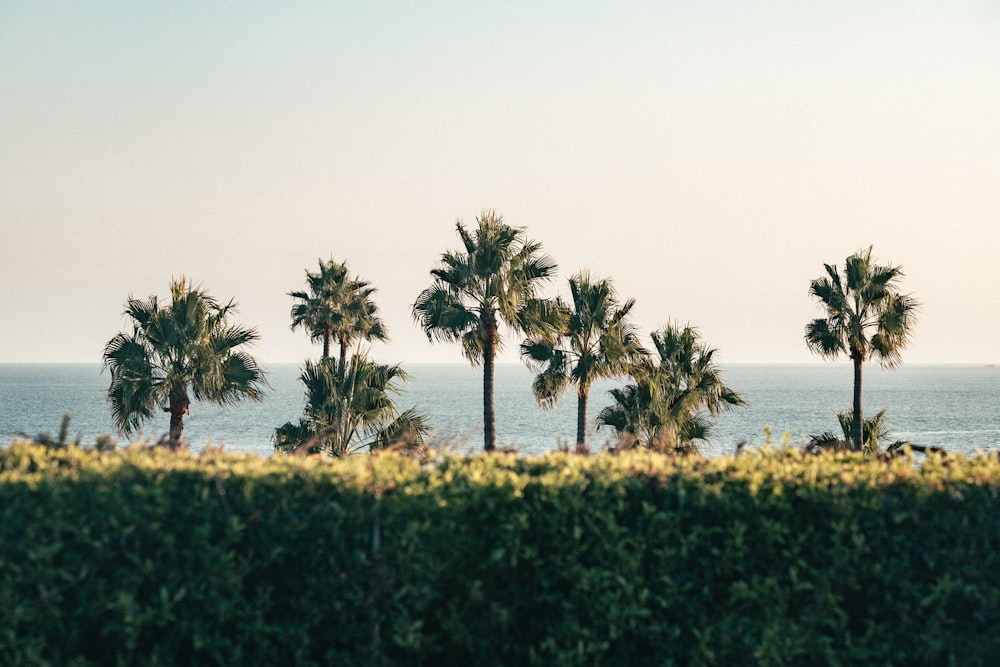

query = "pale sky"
[[2, 1, 998, 365]]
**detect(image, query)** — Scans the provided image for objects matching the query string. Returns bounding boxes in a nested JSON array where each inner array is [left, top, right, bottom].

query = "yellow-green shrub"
[[1, 443, 997, 666]]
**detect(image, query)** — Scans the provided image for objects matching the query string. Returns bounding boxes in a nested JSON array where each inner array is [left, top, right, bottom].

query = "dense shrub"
[[1, 443, 998, 666]]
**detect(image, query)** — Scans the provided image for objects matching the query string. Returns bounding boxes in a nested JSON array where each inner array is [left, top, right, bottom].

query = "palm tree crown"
[[597, 323, 745, 454], [805, 246, 918, 451], [102, 278, 266, 446], [290, 259, 387, 366], [521, 271, 648, 449], [412, 210, 560, 451], [274, 356, 431, 457]]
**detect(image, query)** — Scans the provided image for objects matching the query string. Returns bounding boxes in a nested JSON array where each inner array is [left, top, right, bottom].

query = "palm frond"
[[273, 420, 321, 455], [412, 285, 476, 342], [370, 408, 433, 451], [461, 328, 485, 364], [804, 318, 846, 358], [103, 330, 163, 435], [530, 352, 571, 408], [520, 338, 559, 366], [512, 297, 564, 340]]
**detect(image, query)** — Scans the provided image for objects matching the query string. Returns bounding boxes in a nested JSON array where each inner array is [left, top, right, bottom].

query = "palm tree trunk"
[[340, 360, 358, 456], [852, 351, 864, 452], [322, 328, 331, 360], [339, 334, 349, 375], [576, 386, 588, 450], [168, 385, 190, 449], [482, 315, 497, 452]]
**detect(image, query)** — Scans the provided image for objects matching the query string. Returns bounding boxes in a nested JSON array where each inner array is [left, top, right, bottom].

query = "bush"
[[1, 443, 998, 666]]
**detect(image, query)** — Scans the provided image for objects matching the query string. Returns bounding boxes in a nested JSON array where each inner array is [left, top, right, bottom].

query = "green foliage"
[[837, 408, 894, 454], [102, 277, 265, 446], [289, 258, 387, 363], [411, 210, 559, 364], [273, 356, 432, 457], [597, 323, 746, 453], [2, 443, 998, 666]]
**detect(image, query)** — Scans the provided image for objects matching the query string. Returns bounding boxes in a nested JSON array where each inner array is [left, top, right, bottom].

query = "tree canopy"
[[102, 278, 265, 447], [274, 356, 431, 457], [290, 258, 387, 366], [597, 323, 745, 454]]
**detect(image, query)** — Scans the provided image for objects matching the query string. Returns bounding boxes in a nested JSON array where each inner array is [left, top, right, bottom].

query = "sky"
[[2, 1, 998, 366]]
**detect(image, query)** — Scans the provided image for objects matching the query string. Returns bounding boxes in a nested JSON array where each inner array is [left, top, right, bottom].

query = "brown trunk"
[[168, 384, 190, 449], [322, 327, 331, 360], [576, 386, 589, 450], [852, 350, 864, 452], [339, 334, 349, 375], [482, 312, 497, 452]]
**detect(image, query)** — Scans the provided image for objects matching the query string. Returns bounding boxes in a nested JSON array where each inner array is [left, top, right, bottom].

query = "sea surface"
[[1, 363, 998, 458]]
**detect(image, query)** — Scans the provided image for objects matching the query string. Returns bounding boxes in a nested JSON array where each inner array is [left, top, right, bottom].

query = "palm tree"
[[412, 210, 560, 451], [805, 246, 918, 452], [289, 259, 388, 367], [808, 408, 908, 455], [274, 356, 431, 457], [597, 323, 745, 454], [521, 271, 648, 450], [290, 259, 346, 359], [837, 408, 890, 454], [102, 278, 266, 447]]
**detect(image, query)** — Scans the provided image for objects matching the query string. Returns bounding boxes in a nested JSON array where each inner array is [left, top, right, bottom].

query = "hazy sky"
[[2, 1, 998, 366]]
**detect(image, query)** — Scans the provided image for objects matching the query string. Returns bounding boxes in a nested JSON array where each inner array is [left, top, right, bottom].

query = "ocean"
[[1, 363, 998, 458]]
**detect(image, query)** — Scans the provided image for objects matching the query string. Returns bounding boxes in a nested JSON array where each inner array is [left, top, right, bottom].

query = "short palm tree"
[[412, 210, 560, 451], [274, 356, 431, 457], [809, 408, 907, 454], [290, 259, 387, 367], [805, 246, 918, 452], [597, 323, 745, 454], [102, 278, 266, 447], [837, 408, 890, 454], [521, 271, 648, 450]]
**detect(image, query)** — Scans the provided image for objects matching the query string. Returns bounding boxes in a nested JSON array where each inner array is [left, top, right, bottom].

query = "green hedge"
[[1, 443, 998, 666]]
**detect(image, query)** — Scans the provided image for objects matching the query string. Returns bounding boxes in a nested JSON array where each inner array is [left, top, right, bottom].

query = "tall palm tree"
[[290, 259, 347, 359], [289, 259, 388, 367], [805, 246, 918, 452], [597, 323, 745, 454], [521, 271, 648, 450], [412, 210, 560, 451], [274, 356, 431, 457], [102, 278, 266, 447]]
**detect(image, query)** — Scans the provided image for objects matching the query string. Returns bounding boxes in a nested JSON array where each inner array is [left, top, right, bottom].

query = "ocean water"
[[1, 363, 998, 458]]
